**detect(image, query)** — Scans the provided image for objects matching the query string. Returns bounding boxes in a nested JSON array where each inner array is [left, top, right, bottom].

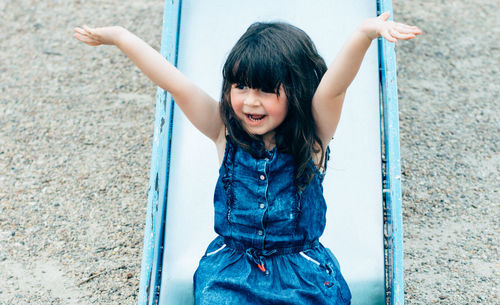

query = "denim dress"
[[193, 135, 351, 304]]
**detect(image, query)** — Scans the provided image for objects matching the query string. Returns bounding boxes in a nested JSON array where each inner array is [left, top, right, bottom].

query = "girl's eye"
[[234, 84, 247, 90], [261, 88, 277, 94]]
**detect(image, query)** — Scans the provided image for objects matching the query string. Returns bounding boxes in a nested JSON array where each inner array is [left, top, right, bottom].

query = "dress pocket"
[[205, 243, 226, 257], [203, 236, 227, 258], [299, 250, 352, 303], [324, 249, 352, 303], [299, 251, 322, 268], [298, 250, 332, 276]]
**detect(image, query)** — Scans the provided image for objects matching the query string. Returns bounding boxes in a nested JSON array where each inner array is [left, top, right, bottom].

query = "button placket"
[[257, 158, 268, 246]]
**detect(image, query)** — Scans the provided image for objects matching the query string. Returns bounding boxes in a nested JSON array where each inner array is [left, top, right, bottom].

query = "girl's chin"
[[244, 127, 275, 138], [244, 128, 265, 136], [241, 125, 267, 136]]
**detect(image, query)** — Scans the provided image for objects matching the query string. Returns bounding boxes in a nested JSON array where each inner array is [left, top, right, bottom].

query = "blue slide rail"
[[138, 1, 182, 304], [378, 0, 405, 304], [138, 0, 404, 304]]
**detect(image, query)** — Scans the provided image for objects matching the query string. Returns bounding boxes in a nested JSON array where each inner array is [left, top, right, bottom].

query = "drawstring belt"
[[245, 248, 277, 273], [224, 238, 320, 274]]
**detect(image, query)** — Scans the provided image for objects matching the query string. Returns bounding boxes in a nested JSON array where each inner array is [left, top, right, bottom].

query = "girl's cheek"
[[230, 96, 243, 114]]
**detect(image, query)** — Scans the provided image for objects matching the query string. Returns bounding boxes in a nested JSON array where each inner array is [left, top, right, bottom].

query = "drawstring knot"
[[245, 248, 277, 273]]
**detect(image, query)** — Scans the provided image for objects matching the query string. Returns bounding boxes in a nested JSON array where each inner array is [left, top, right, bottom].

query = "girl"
[[74, 12, 420, 305]]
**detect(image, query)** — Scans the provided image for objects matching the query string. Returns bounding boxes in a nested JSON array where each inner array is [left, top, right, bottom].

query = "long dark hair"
[[220, 22, 328, 189]]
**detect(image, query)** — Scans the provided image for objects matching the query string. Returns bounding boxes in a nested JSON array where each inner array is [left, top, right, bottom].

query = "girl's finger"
[[73, 32, 90, 41], [389, 29, 401, 40], [381, 29, 396, 43], [386, 28, 417, 41], [395, 23, 411, 31], [399, 33, 417, 40], [73, 32, 86, 40], [379, 11, 391, 21], [74, 27, 89, 36], [396, 23, 422, 34], [411, 27, 422, 35], [73, 33, 100, 45], [82, 25, 94, 35], [402, 24, 421, 33], [393, 32, 416, 40]]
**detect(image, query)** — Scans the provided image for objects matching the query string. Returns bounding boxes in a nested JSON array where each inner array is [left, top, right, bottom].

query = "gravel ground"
[[395, 0, 499, 303], [0, 0, 498, 304]]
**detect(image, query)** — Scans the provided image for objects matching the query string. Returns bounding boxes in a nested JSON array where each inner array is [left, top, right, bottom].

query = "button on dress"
[[193, 135, 351, 304]]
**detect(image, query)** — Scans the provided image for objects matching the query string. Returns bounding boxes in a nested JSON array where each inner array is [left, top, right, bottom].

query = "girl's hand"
[[358, 12, 422, 43], [73, 25, 126, 46]]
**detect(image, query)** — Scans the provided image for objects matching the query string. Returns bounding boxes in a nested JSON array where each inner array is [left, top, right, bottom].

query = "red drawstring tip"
[[324, 281, 330, 286], [257, 264, 266, 272]]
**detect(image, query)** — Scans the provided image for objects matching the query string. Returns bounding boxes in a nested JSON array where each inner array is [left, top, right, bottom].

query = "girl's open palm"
[[359, 12, 422, 42], [73, 25, 124, 46]]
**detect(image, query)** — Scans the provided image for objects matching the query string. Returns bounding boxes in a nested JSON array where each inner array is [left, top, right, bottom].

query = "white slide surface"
[[158, 1, 384, 304]]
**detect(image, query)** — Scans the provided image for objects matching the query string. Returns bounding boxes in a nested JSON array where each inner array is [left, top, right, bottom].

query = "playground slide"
[[140, 0, 404, 304]]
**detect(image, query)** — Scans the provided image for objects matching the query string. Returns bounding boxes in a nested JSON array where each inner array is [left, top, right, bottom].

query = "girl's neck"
[[263, 132, 276, 151]]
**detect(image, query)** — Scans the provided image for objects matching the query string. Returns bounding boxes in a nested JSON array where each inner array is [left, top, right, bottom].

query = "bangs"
[[223, 37, 287, 93]]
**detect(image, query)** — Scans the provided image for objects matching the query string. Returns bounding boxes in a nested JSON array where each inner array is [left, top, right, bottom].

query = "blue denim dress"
[[193, 135, 351, 304]]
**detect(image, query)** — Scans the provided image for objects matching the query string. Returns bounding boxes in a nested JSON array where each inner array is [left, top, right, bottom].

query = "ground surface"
[[0, 0, 498, 304]]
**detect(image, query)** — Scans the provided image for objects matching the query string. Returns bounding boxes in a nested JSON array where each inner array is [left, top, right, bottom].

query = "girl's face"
[[230, 84, 288, 140]]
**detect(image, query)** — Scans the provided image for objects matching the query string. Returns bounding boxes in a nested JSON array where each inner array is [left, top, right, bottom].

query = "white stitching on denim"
[[299, 251, 320, 266], [206, 244, 226, 257]]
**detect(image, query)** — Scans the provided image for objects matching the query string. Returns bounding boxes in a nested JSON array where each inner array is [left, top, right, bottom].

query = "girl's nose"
[[244, 90, 261, 106]]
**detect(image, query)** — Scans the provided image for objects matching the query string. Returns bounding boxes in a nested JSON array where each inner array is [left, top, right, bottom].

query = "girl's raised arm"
[[73, 26, 225, 143], [312, 12, 421, 147]]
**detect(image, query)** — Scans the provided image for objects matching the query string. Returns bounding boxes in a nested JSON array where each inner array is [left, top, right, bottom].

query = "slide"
[[139, 1, 404, 304]]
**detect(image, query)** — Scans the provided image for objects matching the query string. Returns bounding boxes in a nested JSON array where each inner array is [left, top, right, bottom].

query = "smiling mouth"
[[247, 114, 266, 121]]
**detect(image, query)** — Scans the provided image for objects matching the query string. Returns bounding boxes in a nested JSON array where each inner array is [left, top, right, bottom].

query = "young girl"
[[74, 12, 420, 305]]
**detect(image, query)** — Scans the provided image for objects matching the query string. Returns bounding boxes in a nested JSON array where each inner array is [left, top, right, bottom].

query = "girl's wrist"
[[354, 28, 376, 43], [109, 26, 128, 46], [357, 19, 381, 41]]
